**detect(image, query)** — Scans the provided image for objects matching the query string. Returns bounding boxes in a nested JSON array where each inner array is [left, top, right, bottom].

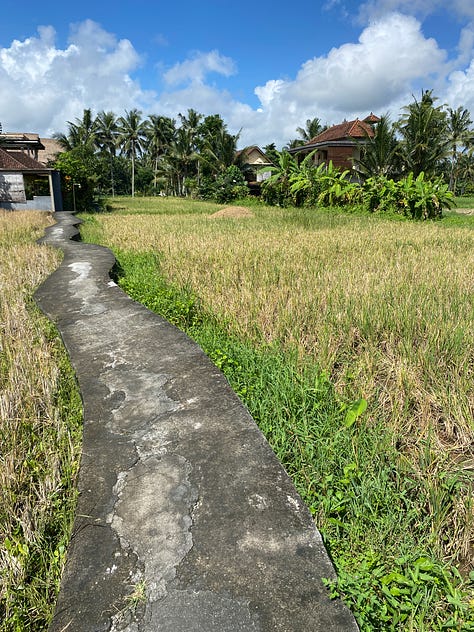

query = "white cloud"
[[0, 21, 151, 136], [163, 50, 236, 86], [245, 13, 447, 146], [446, 60, 474, 115], [152, 12, 450, 148]]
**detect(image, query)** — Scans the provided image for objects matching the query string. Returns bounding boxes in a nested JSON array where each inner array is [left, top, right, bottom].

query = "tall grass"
[[0, 211, 82, 630], [81, 198, 474, 629]]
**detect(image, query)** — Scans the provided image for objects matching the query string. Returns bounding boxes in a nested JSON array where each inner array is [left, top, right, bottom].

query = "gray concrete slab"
[[35, 212, 358, 631]]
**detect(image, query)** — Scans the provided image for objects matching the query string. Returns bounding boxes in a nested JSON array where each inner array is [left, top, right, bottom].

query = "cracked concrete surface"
[[35, 212, 358, 631]]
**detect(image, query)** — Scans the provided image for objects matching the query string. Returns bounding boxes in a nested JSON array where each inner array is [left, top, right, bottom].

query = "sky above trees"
[[1, 0, 473, 148]]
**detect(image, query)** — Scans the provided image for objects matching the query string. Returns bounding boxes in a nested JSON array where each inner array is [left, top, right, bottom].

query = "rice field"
[[81, 196, 474, 629], [91, 200, 474, 453], [0, 211, 82, 630]]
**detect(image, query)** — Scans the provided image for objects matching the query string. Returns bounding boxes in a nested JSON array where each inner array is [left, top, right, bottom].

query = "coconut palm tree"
[[296, 117, 325, 142], [55, 109, 98, 150], [354, 115, 399, 178], [96, 110, 118, 196], [396, 90, 448, 177], [446, 106, 473, 193], [143, 115, 176, 190], [117, 109, 145, 197], [198, 114, 240, 178]]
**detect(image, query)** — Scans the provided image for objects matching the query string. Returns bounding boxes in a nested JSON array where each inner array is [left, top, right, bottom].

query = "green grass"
[[80, 197, 474, 631], [454, 196, 474, 209], [102, 195, 219, 215]]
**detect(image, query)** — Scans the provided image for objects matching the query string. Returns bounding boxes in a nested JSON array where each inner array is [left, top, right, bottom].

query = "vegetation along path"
[[34, 211, 358, 632], [78, 196, 474, 630]]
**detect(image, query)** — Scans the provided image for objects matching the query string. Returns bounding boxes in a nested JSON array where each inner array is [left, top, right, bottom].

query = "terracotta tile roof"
[[363, 113, 381, 124], [0, 148, 50, 171], [307, 118, 375, 145]]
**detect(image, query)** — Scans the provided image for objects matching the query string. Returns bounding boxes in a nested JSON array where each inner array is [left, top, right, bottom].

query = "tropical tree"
[[199, 115, 240, 178], [167, 109, 203, 195], [260, 151, 300, 206], [143, 115, 176, 191], [284, 117, 326, 149], [53, 149, 98, 211], [96, 111, 118, 196], [54, 108, 98, 151], [117, 109, 146, 197], [296, 117, 325, 142], [445, 106, 473, 193], [262, 143, 280, 165], [354, 115, 400, 178], [396, 90, 448, 177], [454, 151, 474, 195]]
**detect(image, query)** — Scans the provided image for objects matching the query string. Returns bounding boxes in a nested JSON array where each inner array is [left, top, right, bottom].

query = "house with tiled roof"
[[0, 132, 63, 211], [289, 114, 379, 172], [234, 146, 274, 194]]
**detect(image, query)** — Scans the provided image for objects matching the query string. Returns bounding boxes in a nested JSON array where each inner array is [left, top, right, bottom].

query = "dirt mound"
[[209, 206, 254, 219]]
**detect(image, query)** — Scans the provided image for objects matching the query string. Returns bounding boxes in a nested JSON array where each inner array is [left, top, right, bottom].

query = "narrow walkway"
[[35, 212, 358, 632]]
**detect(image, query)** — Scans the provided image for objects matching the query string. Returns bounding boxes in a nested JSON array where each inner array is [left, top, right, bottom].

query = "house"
[[0, 132, 63, 211], [235, 146, 274, 194], [289, 114, 380, 172]]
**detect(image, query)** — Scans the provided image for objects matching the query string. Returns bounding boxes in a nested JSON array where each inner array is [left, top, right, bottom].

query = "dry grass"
[[91, 208, 474, 452], [86, 204, 474, 560], [0, 211, 82, 629]]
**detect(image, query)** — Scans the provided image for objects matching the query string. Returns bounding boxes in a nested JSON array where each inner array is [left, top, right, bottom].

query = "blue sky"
[[1, 0, 473, 147]]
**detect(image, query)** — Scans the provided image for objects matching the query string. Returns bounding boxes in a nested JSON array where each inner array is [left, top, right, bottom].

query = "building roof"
[[363, 113, 381, 124], [0, 148, 50, 172], [235, 145, 274, 166], [307, 118, 375, 145], [38, 138, 63, 165], [0, 132, 45, 151]]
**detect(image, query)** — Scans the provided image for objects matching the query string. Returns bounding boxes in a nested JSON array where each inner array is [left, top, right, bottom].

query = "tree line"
[[53, 107, 246, 209], [52, 90, 474, 213]]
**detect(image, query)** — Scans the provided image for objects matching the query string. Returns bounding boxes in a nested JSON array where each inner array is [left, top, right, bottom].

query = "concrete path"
[[35, 212, 358, 632]]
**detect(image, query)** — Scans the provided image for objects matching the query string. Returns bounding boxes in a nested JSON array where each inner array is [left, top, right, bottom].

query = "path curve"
[[35, 212, 358, 632]]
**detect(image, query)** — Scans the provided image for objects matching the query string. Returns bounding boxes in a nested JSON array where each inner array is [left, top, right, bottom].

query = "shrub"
[[197, 165, 248, 203], [363, 173, 455, 219]]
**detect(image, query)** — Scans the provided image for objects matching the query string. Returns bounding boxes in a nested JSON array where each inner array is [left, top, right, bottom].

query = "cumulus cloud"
[[0, 20, 152, 135], [446, 60, 474, 115], [151, 12, 451, 148], [163, 50, 236, 86], [247, 13, 447, 146]]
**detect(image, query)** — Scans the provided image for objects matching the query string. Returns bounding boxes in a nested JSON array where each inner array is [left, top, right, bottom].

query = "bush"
[[363, 173, 455, 219], [197, 165, 248, 203]]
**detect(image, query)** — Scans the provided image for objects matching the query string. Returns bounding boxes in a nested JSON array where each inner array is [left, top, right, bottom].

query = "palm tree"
[[117, 109, 145, 197], [171, 109, 203, 194], [396, 90, 448, 177], [446, 106, 473, 193], [262, 143, 280, 165], [198, 115, 240, 178], [296, 117, 325, 142], [54, 109, 98, 150], [96, 111, 118, 196], [354, 115, 399, 178], [143, 115, 176, 190], [170, 126, 200, 195]]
